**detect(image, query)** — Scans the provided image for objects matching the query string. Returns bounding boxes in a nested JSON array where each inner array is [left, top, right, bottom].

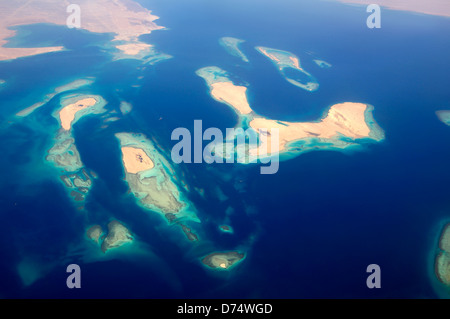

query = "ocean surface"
[[0, 0, 449, 298]]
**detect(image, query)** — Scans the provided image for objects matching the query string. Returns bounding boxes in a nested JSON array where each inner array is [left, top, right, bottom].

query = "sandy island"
[[120, 101, 133, 115], [435, 224, 450, 285], [219, 225, 234, 233], [112, 42, 172, 64], [86, 225, 104, 243], [115, 133, 200, 222], [196, 66, 384, 162], [46, 93, 106, 203], [46, 131, 95, 203], [55, 94, 107, 131], [116, 133, 201, 242], [313, 59, 332, 69], [16, 78, 94, 117], [196, 67, 252, 115], [101, 221, 133, 253], [59, 97, 98, 130], [201, 251, 245, 270], [256, 46, 319, 92], [249, 102, 380, 156], [219, 37, 249, 63]]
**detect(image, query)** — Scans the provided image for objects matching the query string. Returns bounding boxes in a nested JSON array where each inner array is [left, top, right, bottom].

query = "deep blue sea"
[[0, 0, 449, 298]]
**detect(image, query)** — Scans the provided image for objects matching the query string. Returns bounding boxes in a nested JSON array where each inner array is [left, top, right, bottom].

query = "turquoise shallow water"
[[0, 0, 449, 298]]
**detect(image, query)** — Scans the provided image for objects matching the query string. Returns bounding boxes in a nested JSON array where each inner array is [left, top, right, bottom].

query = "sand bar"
[[16, 78, 93, 117]]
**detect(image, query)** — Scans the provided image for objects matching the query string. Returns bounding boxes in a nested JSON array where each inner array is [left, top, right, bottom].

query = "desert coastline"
[[0, 0, 164, 61], [334, 0, 450, 18]]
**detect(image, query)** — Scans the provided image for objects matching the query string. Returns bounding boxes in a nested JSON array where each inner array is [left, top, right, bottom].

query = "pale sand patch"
[[121, 146, 154, 174], [115, 42, 152, 56], [436, 253, 450, 284], [202, 251, 245, 269], [101, 220, 133, 253], [211, 82, 252, 115], [86, 225, 103, 243], [120, 101, 132, 115], [334, 0, 450, 18], [219, 37, 249, 63], [258, 48, 281, 63], [436, 224, 450, 285], [59, 97, 97, 130], [250, 102, 371, 155], [289, 56, 300, 69], [439, 225, 450, 253]]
